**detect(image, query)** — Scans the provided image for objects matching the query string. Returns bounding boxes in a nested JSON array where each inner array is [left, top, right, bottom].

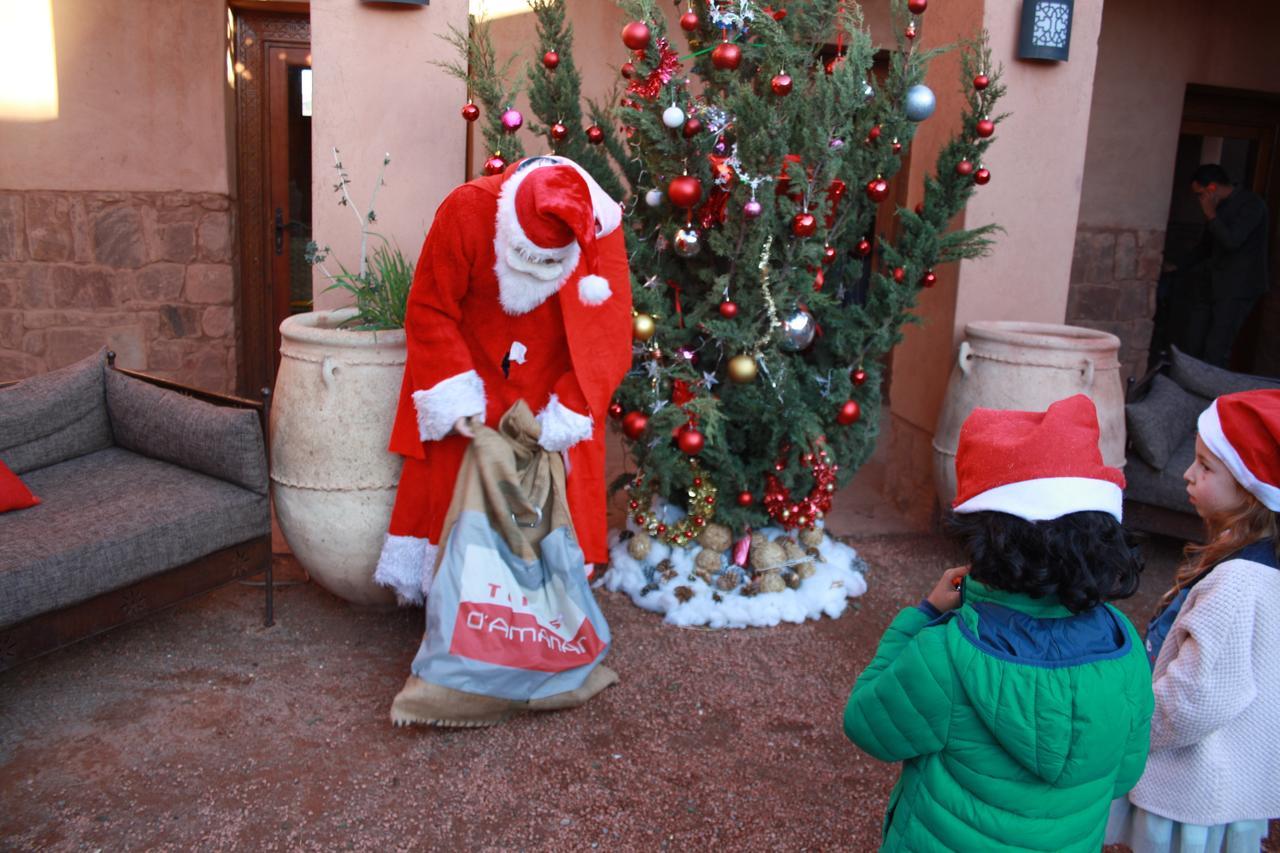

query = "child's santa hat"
[[952, 394, 1126, 521], [1197, 389, 1280, 511], [495, 161, 612, 308]]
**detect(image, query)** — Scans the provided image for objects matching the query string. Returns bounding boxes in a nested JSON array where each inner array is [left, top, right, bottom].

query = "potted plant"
[[270, 150, 412, 606]]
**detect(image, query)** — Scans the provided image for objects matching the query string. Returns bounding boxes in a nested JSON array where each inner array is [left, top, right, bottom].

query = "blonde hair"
[[1159, 492, 1280, 610]]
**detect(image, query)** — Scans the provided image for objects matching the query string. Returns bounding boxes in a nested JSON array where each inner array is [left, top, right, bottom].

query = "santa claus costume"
[[374, 156, 633, 605]]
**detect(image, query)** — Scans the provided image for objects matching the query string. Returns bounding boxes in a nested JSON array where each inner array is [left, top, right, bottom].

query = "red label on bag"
[[448, 545, 605, 672]]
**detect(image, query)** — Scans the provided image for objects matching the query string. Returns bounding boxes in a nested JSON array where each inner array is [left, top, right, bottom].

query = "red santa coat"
[[374, 160, 632, 604]]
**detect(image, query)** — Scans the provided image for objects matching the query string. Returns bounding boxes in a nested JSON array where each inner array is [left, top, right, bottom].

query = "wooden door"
[[234, 6, 312, 398]]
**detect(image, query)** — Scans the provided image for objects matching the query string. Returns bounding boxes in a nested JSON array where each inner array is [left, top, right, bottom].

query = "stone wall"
[[1066, 226, 1165, 384], [0, 190, 236, 392]]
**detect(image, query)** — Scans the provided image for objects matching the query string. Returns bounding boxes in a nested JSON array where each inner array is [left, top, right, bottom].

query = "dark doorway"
[[233, 5, 312, 398], [1155, 86, 1280, 377]]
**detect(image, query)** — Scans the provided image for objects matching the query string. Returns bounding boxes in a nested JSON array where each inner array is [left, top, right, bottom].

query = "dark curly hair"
[[947, 511, 1144, 613]]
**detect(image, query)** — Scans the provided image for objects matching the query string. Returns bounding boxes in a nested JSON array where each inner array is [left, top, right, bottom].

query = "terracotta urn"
[[271, 308, 404, 605]]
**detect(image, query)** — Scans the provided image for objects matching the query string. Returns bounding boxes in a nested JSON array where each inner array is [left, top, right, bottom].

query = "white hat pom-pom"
[[578, 274, 611, 306]]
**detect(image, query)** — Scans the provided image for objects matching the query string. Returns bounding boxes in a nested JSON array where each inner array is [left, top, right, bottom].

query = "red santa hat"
[[1196, 389, 1280, 511], [494, 161, 612, 312], [952, 394, 1126, 521]]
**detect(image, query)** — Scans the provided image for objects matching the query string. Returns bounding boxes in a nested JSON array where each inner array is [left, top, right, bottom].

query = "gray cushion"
[[1169, 346, 1280, 399], [0, 349, 112, 475], [1124, 433, 1197, 514], [105, 369, 267, 495], [0, 447, 270, 628], [1126, 374, 1210, 469]]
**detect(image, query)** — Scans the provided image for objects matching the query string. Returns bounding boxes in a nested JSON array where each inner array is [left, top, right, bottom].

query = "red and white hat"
[[1197, 389, 1280, 511], [952, 394, 1126, 521], [494, 160, 612, 312]]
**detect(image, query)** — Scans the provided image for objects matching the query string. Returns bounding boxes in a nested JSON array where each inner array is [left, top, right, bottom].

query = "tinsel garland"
[[626, 460, 719, 545], [763, 445, 839, 530]]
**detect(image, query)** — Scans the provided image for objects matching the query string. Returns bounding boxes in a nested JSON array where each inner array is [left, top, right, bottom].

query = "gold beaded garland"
[[626, 460, 719, 546]]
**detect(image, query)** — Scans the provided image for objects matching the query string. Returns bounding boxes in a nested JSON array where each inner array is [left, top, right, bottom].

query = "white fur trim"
[[536, 394, 594, 452], [547, 155, 622, 237], [494, 164, 579, 315], [578, 274, 611, 306], [412, 370, 485, 442], [1199, 401, 1280, 511], [374, 534, 440, 606], [953, 476, 1124, 522]]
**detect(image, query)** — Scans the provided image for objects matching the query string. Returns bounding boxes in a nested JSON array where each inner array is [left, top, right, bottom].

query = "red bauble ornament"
[[852, 368, 868, 386], [867, 124, 881, 142], [667, 175, 703, 209], [771, 73, 793, 96], [866, 178, 890, 203], [608, 401, 623, 419], [679, 10, 699, 31], [736, 490, 754, 507], [892, 138, 902, 154], [956, 159, 974, 177], [792, 212, 817, 237], [975, 167, 991, 185], [856, 238, 872, 257], [622, 411, 649, 440], [622, 21, 651, 51], [837, 400, 861, 425], [586, 125, 605, 145], [976, 118, 995, 138], [621, 61, 636, 79], [905, 22, 916, 39], [682, 117, 703, 138], [908, 0, 928, 12], [543, 50, 560, 70], [921, 269, 937, 288], [822, 245, 837, 265], [460, 102, 480, 122], [914, 202, 925, 215], [719, 300, 739, 319], [483, 155, 507, 176], [711, 42, 742, 70], [677, 428, 705, 455], [892, 267, 906, 283], [973, 73, 990, 90], [550, 123, 568, 142]]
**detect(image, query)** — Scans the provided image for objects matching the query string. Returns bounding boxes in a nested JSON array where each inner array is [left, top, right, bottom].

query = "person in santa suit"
[[373, 156, 633, 604]]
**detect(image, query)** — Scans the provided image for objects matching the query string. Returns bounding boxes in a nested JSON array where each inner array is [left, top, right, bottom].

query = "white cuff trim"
[[578, 274, 611, 306], [536, 394, 593, 452], [412, 370, 485, 442], [374, 534, 440, 606], [1200, 401, 1280, 511], [953, 476, 1124, 522]]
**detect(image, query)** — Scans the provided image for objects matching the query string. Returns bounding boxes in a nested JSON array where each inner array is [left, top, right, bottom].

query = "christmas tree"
[[455, 0, 1003, 625]]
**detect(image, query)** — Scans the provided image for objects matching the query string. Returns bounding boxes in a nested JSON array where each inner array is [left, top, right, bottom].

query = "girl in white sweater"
[[1107, 389, 1280, 853]]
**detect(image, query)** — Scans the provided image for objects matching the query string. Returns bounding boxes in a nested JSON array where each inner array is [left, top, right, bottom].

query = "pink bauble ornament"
[[501, 109, 524, 133], [743, 199, 763, 219]]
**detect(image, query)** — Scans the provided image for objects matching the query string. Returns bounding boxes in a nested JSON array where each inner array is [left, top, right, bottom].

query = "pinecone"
[[784, 571, 801, 589], [716, 571, 740, 591], [656, 559, 677, 581], [712, 593, 723, 603], [673, 585, 694, 603], [627, 532, 652, 561]]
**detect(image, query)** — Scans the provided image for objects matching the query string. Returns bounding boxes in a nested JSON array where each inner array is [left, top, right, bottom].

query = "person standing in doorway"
[[1173, 164, 1269, 368]]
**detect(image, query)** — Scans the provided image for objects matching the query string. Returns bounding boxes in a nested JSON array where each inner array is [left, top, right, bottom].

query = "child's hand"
[[926, 565, 971, 612]]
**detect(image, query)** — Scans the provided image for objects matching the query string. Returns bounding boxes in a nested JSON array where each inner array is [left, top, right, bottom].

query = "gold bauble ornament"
[[633, 313, 656, 342], [728, 354, 758, 383]]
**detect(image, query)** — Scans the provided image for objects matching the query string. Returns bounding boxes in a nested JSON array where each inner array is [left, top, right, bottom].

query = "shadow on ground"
[[1, 532, 1273, 851]]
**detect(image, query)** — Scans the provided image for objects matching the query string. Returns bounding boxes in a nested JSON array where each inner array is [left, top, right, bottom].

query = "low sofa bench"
[[0, 349, 272, 672]]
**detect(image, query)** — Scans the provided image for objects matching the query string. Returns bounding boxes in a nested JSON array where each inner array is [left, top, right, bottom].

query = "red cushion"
[[0, 460, 40, 512]]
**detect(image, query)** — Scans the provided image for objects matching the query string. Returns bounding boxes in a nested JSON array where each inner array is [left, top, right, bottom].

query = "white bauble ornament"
[[662, 105, 686, 129], [644, 188, 664, 208]]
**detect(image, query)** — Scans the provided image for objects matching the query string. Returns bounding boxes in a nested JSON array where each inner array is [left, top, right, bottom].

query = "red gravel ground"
[[1, 532, 1275, 851]]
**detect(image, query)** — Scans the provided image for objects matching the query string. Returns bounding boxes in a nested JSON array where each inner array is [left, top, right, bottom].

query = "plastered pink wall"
[[1077, 0, 1280, 230], [891, 0, 1108, 435], [310, 0, 467, 310], [0, 0, 230, 194]]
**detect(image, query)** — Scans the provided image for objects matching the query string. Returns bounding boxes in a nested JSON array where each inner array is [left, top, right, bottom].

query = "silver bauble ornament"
[[780, 307, 816, 351], [673, 226, 702, 258], [645, 188, 664, 208], [904, 84, 936, 122], [863, 81, 875, 101], [662, 105, 686, 129]]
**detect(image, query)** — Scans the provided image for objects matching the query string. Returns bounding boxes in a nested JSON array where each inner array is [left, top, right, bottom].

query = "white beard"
[[493, 224, 580, 316]]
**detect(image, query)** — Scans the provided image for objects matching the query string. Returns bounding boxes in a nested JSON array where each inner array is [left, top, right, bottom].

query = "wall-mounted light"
[[0, 0, 59, 121], [1018, 0, 1073, 62]]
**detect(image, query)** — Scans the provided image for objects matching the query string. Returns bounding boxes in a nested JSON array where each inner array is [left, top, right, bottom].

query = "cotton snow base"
[[604, 519, 868, 629]]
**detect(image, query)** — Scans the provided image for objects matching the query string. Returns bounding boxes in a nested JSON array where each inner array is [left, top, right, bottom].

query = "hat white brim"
[[1198, 400, 1280, 511], [953, 476, 1124, 522]]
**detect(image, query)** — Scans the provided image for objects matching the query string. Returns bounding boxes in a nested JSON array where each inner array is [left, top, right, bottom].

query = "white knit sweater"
[[1128, 557, 1280, 825]]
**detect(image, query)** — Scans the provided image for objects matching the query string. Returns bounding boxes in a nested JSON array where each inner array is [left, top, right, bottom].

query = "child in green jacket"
[[844, 394, 1155, 852]]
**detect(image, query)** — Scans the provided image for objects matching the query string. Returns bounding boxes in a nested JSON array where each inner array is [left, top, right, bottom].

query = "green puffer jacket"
[[844, 581, 1154, 852]]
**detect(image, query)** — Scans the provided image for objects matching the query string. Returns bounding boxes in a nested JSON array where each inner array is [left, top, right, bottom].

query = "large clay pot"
[[271, 308, 404, 605], [932, 321, 1125, 508]]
